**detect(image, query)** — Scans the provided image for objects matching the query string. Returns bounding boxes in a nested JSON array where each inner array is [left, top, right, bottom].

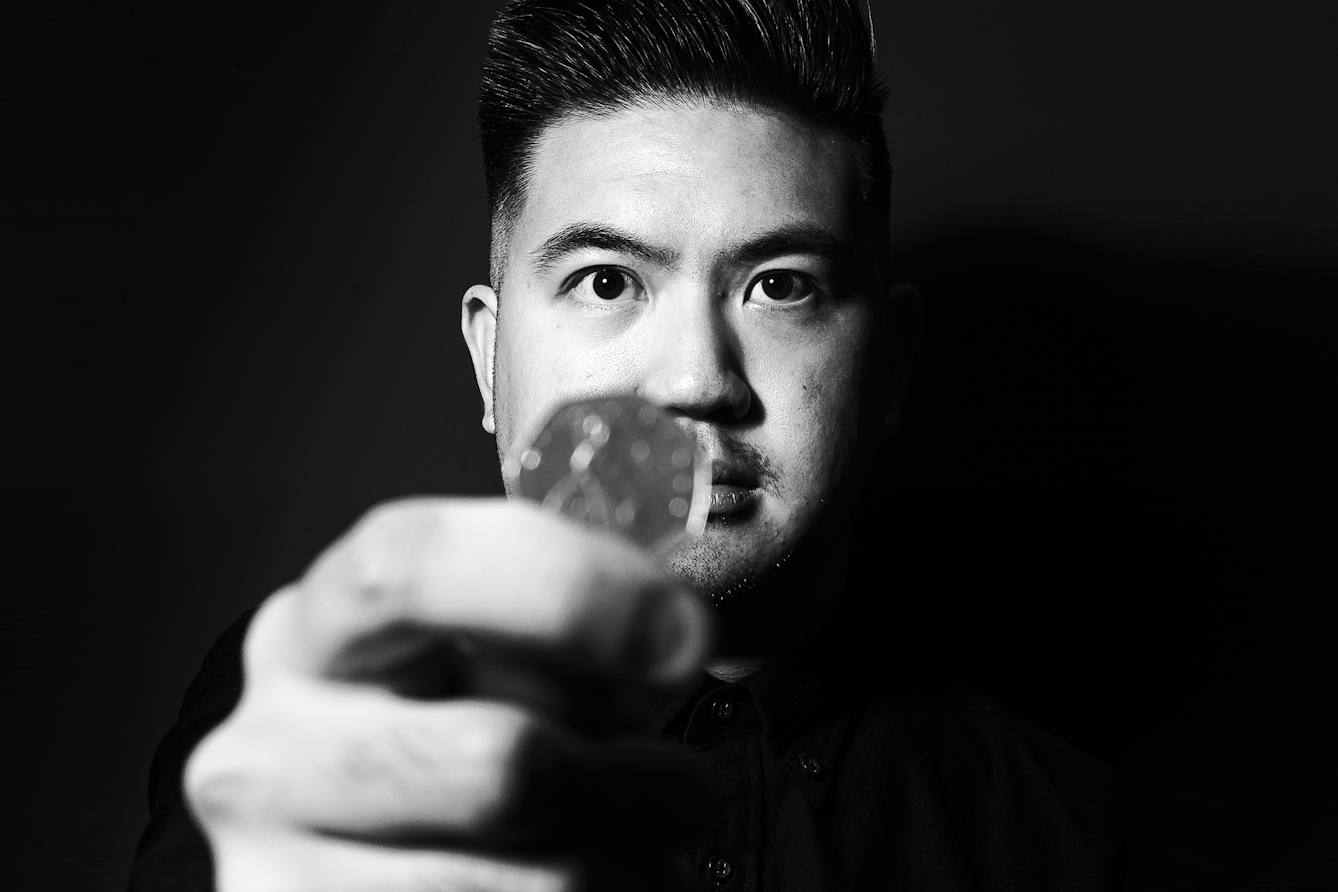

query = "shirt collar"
[[652, 616, 867, 746]]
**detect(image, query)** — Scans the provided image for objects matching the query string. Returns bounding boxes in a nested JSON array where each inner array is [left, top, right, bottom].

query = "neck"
[[705, 657, 766, 682], [708, 525, 852, 664]]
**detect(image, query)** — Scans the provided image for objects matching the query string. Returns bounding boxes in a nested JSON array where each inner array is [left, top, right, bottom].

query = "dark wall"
[[871, 0, 1337, 810], [21, 1, 1336, 888]]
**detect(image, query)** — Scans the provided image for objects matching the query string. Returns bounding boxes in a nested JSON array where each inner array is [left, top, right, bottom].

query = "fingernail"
[[633, 587, 710, 683]]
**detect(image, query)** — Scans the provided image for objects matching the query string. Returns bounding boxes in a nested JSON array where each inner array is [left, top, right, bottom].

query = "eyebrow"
[[529, 221, 860, 275], [727, 224, 861, 269], [531, 224, 678, 274]]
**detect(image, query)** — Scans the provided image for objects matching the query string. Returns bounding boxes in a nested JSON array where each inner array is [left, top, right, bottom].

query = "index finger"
[[287, 498, 711, 685]]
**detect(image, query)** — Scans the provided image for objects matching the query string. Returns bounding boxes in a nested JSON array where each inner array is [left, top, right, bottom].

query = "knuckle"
[[546, 562, 622, 635], [338, 714, 457, 790], [184, 723, 276, 828], [539, 549, 657, 655], [332, 703, 545, 832], [355, 494, 433, 537], [445, 705, 572, 834], [241, 587, 300, 675], [454, 708, 542, 829], [213, 855, 294, 892], [313, 499, 446, 615], [353, 502, 436, 584]]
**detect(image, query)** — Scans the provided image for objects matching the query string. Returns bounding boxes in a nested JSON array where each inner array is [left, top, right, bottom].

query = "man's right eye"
[[570, 267, 642, 303]]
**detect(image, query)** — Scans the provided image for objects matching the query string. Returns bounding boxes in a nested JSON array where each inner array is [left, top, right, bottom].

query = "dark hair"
[[479, 0, 891, 286]]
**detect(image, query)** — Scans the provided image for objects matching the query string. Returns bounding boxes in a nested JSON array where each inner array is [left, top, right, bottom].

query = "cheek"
[[494, 318, 563, 454], [494, 314, 642, 450], [802, 375, 865, 475], [759, 334, 876, 497]]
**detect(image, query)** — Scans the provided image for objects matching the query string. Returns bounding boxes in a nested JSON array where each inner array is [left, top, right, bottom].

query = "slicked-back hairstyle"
[[479, 0, 891, 287]]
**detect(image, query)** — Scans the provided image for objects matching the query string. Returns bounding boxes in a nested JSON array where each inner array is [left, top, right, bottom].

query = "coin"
[[504, 395, 709, 553]]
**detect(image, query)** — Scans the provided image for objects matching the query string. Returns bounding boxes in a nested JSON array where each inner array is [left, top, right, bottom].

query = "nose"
[[637, 299, 752, 423]]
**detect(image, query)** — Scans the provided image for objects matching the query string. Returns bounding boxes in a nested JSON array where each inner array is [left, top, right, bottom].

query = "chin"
[[663, 519, 798, 606], [667, 525, 852, 658]]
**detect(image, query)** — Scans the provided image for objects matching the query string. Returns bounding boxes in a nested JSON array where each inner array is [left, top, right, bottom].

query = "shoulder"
[[834, 684, 1129, 887], [145, 608, 257, 811], [927, 689, 1128, 823], [130, 608, 257, 890], [858, 686, 1129, 886], [859, 686, 1124, 793], [851, 683, 1129, 821], [946, 690, 1126, 800]]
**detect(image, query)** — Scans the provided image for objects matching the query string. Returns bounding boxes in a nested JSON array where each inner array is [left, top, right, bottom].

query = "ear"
[[882, 283, 924, 436], [461, 284, 499, 434]]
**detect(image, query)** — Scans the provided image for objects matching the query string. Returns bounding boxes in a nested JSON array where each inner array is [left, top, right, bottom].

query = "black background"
[[14, 1, 1337, 889]]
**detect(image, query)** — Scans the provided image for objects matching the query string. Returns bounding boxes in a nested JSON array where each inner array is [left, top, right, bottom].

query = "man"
[[130, 1, 1132, 889]]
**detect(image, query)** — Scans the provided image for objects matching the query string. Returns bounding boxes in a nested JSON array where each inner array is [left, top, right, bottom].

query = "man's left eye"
[[747, 271, 815, 305]]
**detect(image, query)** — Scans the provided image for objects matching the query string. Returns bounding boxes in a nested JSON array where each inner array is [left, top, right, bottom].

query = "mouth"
[[707, 461, 761, 519]]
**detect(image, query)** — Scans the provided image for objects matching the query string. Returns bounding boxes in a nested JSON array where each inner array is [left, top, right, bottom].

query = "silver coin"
[[503, 395, 709, 553]]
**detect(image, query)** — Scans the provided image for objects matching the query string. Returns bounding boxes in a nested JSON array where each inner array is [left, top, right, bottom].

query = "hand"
[[185, 498, 716, 891]]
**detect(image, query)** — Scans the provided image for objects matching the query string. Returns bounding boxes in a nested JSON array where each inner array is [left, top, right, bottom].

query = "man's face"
[[464, 101, 906, 642]]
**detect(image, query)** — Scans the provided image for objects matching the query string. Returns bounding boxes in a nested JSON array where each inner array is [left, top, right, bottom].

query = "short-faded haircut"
[[478, 0, 892, 288]]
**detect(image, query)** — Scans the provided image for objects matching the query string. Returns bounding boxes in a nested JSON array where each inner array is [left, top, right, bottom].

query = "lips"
[[708, 484, 757, 516], [707, 460, 760, 518]]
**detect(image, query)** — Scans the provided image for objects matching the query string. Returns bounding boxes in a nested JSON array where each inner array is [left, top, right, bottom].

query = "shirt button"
[[708, 856, 733, 882], [800, 754, 822, 777], [712, 697, 734, 720]]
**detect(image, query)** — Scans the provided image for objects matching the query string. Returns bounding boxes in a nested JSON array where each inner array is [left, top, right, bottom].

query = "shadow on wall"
[[849, 224, 1336, 812]]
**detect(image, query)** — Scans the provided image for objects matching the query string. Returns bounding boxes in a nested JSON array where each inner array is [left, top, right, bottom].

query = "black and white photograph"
[[15, 1, 1337, 889]]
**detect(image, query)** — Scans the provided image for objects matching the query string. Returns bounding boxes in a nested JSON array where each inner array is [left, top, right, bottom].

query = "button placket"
[[708, 856, 733, 884], [684, 686, 760, 747]]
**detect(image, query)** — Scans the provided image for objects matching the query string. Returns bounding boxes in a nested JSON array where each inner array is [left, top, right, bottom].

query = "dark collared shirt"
[[128, 609, 1324, 891], [657, 650, 1126, 891]]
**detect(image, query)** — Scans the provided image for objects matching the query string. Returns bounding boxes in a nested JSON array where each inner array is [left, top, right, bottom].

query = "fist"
[[185, 498, 716, 891]]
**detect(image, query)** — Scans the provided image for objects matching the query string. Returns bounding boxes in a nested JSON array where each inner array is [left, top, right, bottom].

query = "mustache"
[[681, 424, 777, 489]]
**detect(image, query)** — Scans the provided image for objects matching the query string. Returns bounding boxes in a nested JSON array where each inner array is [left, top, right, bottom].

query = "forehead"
[[511, 101, 863, 267]]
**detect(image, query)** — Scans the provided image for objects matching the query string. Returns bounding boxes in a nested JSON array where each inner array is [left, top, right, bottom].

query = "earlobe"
[[461, 284, 499, 434], [882, 283, 924, 437]]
